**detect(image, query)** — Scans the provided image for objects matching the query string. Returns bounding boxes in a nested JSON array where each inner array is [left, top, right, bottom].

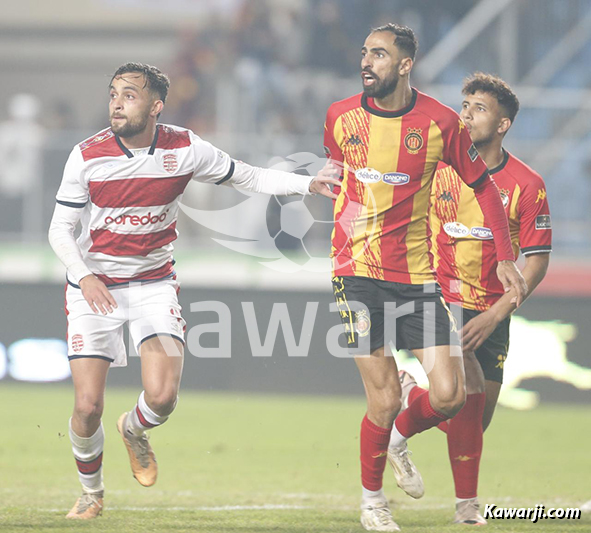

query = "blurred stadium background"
[[1, 0, 589, 403], [1, 0, 590, 530]]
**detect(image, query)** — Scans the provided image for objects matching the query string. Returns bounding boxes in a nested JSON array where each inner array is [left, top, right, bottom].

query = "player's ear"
[[151, 100, 164, 117], [399, 57, 413, 77], [498, 117, 511, 136]]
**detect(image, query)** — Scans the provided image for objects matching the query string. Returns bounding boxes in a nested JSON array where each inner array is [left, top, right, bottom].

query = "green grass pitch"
[[0, 383, 589, 532]]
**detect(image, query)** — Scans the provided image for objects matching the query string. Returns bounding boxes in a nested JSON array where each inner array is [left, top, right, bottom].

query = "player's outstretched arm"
[[226, 159, 340, 198], [461, 253, 549, 352]]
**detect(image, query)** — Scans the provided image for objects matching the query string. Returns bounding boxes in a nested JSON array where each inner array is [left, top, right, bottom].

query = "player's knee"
[[431, 387, 466, 417], [74, 396, 104, 421], [145, 389, 178, 417]]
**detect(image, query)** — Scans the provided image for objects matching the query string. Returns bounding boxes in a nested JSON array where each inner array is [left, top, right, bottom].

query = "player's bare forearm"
[[79, 274, 118, 315], [496, 260, 528, 307], [490, 253, 550, 322], [462, 254, 549, 352]]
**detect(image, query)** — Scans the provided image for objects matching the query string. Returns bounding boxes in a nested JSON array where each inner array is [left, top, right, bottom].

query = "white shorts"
[[65, 279, 186, 367]]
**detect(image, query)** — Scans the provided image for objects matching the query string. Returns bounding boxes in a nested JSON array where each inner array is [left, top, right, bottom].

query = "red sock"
[[407, 386, 449, 433], [408, 384, 424, 405], [447, 393, 485, 499], [395, 388, 449, 438], [360, 415, 391, 491]]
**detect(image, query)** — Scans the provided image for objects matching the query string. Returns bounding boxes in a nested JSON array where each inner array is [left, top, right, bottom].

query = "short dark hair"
[[371, 23, 418, 60], [462, 72, 520, 123], [110, 62, 170, 103]]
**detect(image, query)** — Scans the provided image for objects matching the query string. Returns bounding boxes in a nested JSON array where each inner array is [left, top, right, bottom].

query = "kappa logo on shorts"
[[71, 334, 84, 353], [355, 310, 371, 337], [162, 154, 178, 174]]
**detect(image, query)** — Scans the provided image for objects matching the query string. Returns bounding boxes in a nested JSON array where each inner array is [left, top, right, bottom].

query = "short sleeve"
[[518, 179, 552, 255], [442, 114, 489, 188], [323, 105, 344, 196], [55, 146, 88, 207], [190, 131, 234, 185]]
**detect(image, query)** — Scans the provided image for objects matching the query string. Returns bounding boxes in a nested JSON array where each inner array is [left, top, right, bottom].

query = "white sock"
[[362, 487, 386, 504], [388, 420, 406, 449], [126, 390, 174, 436], [456, 496, 477, 504], [69, 419, 104, 493]]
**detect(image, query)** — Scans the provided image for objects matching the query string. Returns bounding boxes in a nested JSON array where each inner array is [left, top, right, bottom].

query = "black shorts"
[[332, 275, 459, 354], [461, 307, 511, 384]]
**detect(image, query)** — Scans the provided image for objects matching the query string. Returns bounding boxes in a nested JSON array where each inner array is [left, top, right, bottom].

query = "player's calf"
[[68, 419, 105, 504]]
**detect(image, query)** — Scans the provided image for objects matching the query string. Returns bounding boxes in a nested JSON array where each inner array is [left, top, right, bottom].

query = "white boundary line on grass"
[[47, 504, 311, 512]]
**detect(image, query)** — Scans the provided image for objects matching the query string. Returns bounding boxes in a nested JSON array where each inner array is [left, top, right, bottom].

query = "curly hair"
[[462, 72, 520, 123]]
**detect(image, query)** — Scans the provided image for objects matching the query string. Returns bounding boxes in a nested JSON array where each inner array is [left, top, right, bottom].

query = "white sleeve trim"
[[226, 161, 313, 196], [521, 249, 552, 256], [48, 203, 93, 284]]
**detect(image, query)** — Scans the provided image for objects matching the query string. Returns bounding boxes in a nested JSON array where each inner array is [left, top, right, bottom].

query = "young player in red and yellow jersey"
[[324, 25, 527, 532], [401, 73, 551, 525]]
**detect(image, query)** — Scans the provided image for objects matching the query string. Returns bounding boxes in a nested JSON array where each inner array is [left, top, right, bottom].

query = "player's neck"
[[117, 124, 157, 150], [476, 141, 505, 171], [374, 82, 413, 112]]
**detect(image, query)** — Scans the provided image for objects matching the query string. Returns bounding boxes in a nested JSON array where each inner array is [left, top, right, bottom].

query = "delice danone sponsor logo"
[[105, 212, 167, 226], [443, 222, 470, 238], [470, 226, 493, 240], [382, 172, 410, 185], [355, 167, 382, 183]]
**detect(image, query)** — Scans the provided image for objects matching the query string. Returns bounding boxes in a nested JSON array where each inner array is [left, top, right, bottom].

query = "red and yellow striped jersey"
[[430, 151, 552, 311], [324, 89, 489, 284]]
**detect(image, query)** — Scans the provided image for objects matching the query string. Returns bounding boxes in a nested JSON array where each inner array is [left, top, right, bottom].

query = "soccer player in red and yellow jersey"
[[403, 73, 551, 525], [324, 25, 527, 531]]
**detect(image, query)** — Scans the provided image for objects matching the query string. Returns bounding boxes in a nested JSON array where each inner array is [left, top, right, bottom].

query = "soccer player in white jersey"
[[48, 62, 339, 520]]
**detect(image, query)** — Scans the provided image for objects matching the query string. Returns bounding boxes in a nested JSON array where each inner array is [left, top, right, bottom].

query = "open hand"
[[460, 310, 500, 352], [79, 274, 118, 315], [309, 160, 342, 199]]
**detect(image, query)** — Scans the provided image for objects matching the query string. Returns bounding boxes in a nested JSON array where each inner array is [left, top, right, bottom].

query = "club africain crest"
[[71, 334, 84, 353], [163, 154, 178, 174]]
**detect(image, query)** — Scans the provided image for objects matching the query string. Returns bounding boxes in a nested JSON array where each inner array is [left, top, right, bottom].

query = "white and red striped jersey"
[[56, 124, 236, 286]]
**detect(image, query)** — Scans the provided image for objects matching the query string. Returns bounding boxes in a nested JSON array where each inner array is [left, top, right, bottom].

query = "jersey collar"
[[114, 125, 160, 158], [361, 88, 417, 118], [489, 148, 510, 175]]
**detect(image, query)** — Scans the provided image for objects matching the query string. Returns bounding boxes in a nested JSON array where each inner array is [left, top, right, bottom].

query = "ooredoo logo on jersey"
[[104, 212, 168, 226]]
